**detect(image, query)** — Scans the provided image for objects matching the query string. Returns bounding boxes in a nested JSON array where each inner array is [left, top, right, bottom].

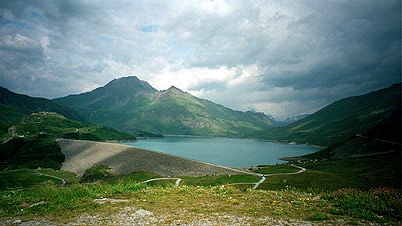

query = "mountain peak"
[[106, 76, 156, 93], [53, 76, 158, 109], [167, 86, 182, 92]]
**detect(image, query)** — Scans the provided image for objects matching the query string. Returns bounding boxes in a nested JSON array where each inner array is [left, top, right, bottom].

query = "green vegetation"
[[253, 164, 300, 174], [258, 170, 362, 191], [0, 111, 136, 171], [0, 104, 24, 137], [301, 154, 401, 189], [0, 138, 64, 170], [133, 130, 164, 138], [323, 188, 401, 223], [80, 165, 112, 183], [256, 83, 401, 146], [3, 112, 136, 142], [0, 168, 400, 224], [0, 111, 137, 171], [254, 153, 400, 191], [0, 79, 400, 224], [180, 174, 259, 187], [0, 168, 77, 189], [53, 76, 274, 137], [0, 86, 84, 122]]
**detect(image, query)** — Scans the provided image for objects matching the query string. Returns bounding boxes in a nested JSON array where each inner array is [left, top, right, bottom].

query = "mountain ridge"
[[257, 83, 401, 146], [0, 86, 85, 122], [53, 76, 275, 136]]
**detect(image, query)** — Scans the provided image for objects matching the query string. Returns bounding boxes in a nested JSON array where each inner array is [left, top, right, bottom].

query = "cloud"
[[0, 0, 400, 119]]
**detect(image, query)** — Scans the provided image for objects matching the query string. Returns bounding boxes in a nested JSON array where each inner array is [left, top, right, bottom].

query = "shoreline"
[[58, 139, 253, 177], [140, 134, 326, 149]]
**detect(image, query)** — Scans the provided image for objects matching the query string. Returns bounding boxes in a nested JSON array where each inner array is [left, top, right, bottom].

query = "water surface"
[[122, 136, 319, 167]]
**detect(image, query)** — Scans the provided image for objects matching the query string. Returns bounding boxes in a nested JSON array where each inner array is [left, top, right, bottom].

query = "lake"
[[122, 136, 319, 167]]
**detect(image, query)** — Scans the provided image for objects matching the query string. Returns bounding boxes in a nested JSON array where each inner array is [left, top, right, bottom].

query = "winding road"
[[139, 177, 182, 187], [137, 164, 306, 190], [35, 170, 67, 186]]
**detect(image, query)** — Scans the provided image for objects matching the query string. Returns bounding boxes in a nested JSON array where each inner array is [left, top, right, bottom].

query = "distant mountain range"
[[1, 77, 399, 173], [1, 77, 400, 148], [53, 76, 275, 137]]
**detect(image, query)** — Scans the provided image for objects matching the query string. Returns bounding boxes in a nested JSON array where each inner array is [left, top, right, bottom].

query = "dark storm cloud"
[[0, 0, 400, 118]]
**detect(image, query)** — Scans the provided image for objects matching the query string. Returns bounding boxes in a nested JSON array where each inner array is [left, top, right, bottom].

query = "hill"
[[53, 76, 274, 136], [257, 83, 401, 146], [3, 111, 136, 142], [305, 108, 401, 160], [0, 111, 137, 170], [0, 104, 25, 137], [0, 87, 85, 122]]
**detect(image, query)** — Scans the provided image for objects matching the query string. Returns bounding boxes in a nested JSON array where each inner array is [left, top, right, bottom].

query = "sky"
[[0, 0, 400, 119]]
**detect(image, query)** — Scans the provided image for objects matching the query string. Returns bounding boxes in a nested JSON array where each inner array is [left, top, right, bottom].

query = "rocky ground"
[[1, 207, 359, 226]]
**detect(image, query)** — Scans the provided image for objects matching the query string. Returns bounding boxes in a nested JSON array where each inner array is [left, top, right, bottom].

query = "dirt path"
[[226, 164, 306, 189], [139, 178, 182, 187], [35, 170, 66, 186]]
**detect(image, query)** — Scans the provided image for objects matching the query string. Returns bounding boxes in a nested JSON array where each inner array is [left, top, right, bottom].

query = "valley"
[[0, 79, 400, 225], [53, 76, 276, 137]]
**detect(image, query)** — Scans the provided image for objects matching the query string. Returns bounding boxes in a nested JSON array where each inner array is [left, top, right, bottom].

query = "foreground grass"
[[1, 181, 400, 224], [254, 153, 401, 191], [1, 154, 401, 224], [252, 164, 300, 175], [0, 168, 77, 189], [180, 174, 259, 187]]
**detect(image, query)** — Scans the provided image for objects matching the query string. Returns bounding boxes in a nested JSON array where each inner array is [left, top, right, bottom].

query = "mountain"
[[304, 108, 401, 159], [0, 86, 85, 122], [53, 76, 157, 110], [53, 76, 275, 136], [0, 104, 25, 137], [257, 83, 401, 146], [2, 111, 136, 142], [0, 110, 137, 170], [0, 86, 137, 141], [282, 114, 310, 125]]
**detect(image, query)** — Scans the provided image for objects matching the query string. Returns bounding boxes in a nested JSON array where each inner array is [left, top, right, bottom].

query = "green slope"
[[0, 104, 25, 137], [258, 83, 401, 146], [305, 108, 401, 160], [3, 111, 136, 142], [0, 111, 137, 170], [0, 86, 85, 122], [54, 76, 274, 137]]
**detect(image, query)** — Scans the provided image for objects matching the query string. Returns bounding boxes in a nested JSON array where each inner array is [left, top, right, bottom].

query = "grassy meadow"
[[0, 160, 400, 224]]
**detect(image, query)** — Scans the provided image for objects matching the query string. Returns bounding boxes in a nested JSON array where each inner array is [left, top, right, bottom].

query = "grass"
[[2, 182, 399, 224], [80, 165, 113, 183], [133, 186, 330, 221], [2, 112, 136, 142], [0, 154, 400, 224], [180, 174, 260, 187], [300, 153, 401, 189], [254, 152, 401, 192], [0, 168, 77, 189], [0, 183, 322, 222], [252, 164, 301, 174], [323, 187, 401, 223], [0, 137, 64, 170], [258, 170, 363, 192]]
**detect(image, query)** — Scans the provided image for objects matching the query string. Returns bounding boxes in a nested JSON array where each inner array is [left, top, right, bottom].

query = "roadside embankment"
[[58, 139, 249, 177]]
